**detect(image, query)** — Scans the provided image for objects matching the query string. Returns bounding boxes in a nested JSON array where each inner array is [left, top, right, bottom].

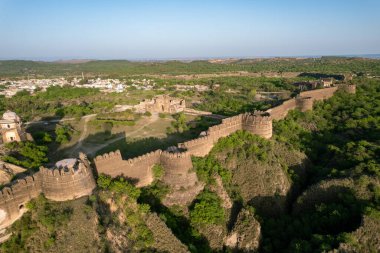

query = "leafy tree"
[[55, 124, 73, 144], [169, 112, 189, 133], [3, 141, 48, 169], [189, 190, 225, 226]]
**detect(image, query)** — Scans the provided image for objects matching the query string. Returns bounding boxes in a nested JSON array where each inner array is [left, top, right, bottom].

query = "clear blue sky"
[[0, 0, 379, 60]]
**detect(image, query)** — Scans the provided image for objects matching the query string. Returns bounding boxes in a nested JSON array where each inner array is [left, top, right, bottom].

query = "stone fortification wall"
[[40, 163, 95, 202], [94, 149, 162, 187], [296, 96, 313, 112], [0, 153, 96, 230], [300, 86, 338, 101], [94, 85, 356, 190], [0, 175, 42, 229], [207, 115, 243, 140], [160, 151, 195, 189], [267, 86, 340, 120], [267, 98, 297, 120], [242, 111, 273, 139], [178, 136, 214, 157], [339, 84, 356, 94]]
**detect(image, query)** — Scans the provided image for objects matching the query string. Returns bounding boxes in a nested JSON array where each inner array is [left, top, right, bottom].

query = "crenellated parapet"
[[94, 149, 162, 187], [296, 96, 313, 112], [242, 111, 272, 139], [0, 175, 42, 229], [40, 154, 96, 201], [160, 151, 192, 172], [178, 135, 214, 157]]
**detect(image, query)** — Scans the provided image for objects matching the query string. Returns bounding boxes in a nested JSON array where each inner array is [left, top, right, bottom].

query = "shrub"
[[189, 190, 225, 226]]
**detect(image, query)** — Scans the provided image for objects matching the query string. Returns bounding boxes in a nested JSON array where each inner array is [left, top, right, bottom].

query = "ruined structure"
[[0, 84, 356, 231], [134, 95, 186, 114], [0, 153, 96, 229], [0, 111, 31, 144], [0, 161, 26, 185], [95, 85, 356, 191]]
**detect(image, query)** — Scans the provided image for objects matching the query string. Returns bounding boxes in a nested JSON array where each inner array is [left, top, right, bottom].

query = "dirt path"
[[68, 114, 97, 156], [83, 113, 161, 157]]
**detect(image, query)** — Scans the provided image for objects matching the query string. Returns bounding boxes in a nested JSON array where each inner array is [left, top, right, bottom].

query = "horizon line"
[[1, 53, 380, 62]]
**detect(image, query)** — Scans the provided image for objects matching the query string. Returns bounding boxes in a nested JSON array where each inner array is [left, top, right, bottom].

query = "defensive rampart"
[[40, 160, 96, 201], [0, 84, 356, 234], [95, 85, 356, 184], [0, 175, 42, 229], [0, 153, 96, 230], [94, 149, 162, 187], [267, 86, 340, 120]]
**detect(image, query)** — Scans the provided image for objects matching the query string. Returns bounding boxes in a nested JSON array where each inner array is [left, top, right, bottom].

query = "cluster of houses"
[[0, 78, 162, 97], [0, 78, 68, 97]]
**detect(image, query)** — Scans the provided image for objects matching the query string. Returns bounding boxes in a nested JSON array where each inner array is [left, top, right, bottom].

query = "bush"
[[189, 190, 225, 226], [55, 124, 73, 144], [3, 141, 48, 169]]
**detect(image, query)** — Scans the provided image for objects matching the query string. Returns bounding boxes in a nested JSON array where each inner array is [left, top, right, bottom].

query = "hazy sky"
[[0, 0, 379, 60]]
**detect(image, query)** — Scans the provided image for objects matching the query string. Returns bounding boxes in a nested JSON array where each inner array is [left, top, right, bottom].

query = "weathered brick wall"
[[267, 98, 297, 120], [296, 96, 313, 112], [160, 151, 195, 189], [178, 136, 214, 157], [40, 162, 96, 202], [0, 174, 42, 229], [242, 111, 273, 139], [300, 87, 338, 101], [94, 149, 162, 187]]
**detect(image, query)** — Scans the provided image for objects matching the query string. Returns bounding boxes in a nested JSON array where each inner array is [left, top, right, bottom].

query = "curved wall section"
[[242, 111, 273, 139], [296, 96, 313, 112]]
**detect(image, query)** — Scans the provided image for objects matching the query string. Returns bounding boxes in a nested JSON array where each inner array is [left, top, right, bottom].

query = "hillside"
[[1, 78, 379, 252], [1, 57, 380, 77]]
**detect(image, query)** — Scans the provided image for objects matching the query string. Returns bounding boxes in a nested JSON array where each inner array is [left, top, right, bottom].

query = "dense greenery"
[[274, 79, 380, 180], [1, 196, 74, 252], [1, 57, 380, 77], [54, 124, 73, 144], [189, 190, 225, 226], [257, 79, 380, 252], [2, 141, 48, 169], [0, 86, 114, 120]]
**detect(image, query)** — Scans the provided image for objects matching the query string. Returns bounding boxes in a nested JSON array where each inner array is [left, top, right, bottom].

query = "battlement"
[[94, 150, 123, 162], [41, 156, 96, 202], [0, 175, 41, 200], [241, 111, 272, 139], [0, 174, 42, 229], [160, 150, 195, 190]]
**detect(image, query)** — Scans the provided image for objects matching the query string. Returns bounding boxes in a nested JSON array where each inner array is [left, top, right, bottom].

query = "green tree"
[[3, 141, 48, 169], [55, 124, 73, 144]]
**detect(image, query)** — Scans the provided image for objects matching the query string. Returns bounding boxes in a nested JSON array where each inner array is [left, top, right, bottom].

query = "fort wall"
[[0, 84, 356, 231], [0, 175, 42, 229], [267, 98, 297, 120], [178, 136, 214, 157], [160, 151, 195, 189], [0, 153, 96, 230], [94, 149, 162, 187], [242, 111, 273, 139], [300, 86, 338, 101], [296, 96, 313, 112], [94, 85, 356, 187]]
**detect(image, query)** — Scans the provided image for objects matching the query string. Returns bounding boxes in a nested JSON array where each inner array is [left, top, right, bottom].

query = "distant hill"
[[0, 57, 379, 78]]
